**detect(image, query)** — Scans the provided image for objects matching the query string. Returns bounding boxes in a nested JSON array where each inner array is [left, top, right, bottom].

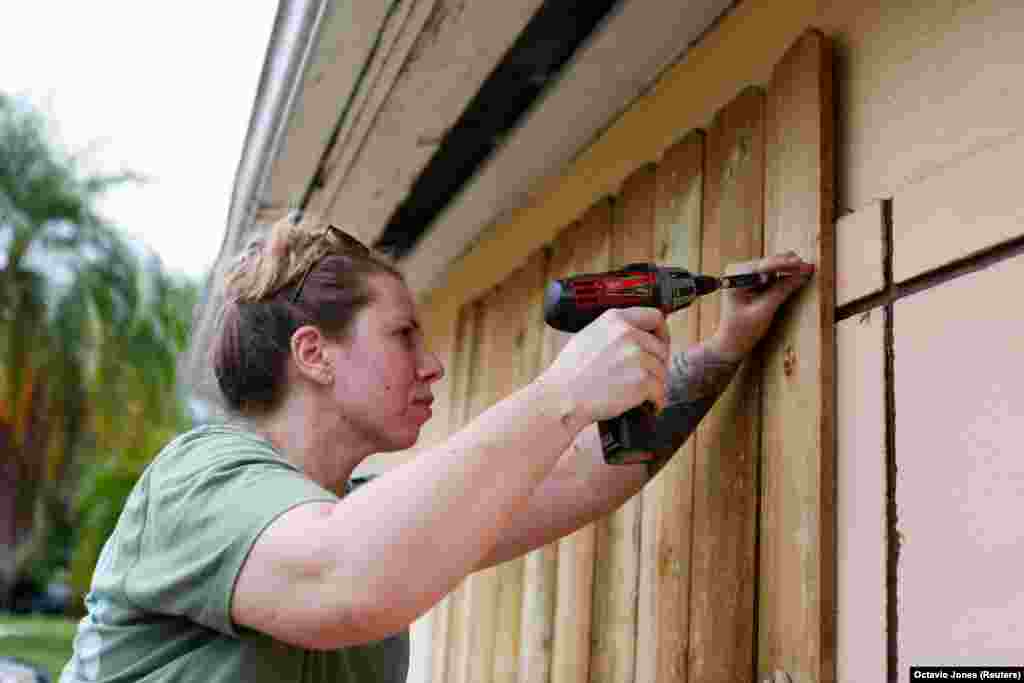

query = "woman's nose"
[[420, 350, 444, 383]]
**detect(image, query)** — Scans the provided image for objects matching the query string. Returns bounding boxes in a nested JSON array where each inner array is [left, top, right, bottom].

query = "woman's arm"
[[230, 308, 669, 650], [473, 340, 740, 570], [474, 252, 814, 569]]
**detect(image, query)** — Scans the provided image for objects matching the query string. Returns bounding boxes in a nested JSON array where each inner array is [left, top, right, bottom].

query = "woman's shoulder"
[[149, 422, 296, 481]]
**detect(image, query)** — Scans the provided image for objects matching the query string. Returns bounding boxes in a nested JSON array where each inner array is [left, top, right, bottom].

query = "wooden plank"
[[550, 200, 613, 683], [466, 278, 536, 683], [490, 255, 549, 683], [637, 130, 704, 683], [836, 200, 885, 307], [893, 131, 1024, 283], [446, 303, 487, 683], [690, 85, 765, 683], [586, 164, 657, 683], [759, 29, 836, 683], [517, 247, 566, 683], [835, 309, 886, 683], [894, 257, 1024, 674]]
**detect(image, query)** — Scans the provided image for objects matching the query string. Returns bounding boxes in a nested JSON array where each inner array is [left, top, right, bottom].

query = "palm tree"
[[0, 92, 196, 609]]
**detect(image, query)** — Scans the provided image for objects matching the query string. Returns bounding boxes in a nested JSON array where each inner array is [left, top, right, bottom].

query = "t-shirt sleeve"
[[123, 432, 338, 637]]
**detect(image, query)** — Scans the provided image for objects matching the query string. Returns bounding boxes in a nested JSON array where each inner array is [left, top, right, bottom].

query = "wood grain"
[[690, 85, 765, 683], [639, 130, 704, 683], [759, 29, 836, 683], [490, 255, 549, 683], [585, 164, 657, 683], [464, 279, 532, 683], [515, 250, 562, 683], [550, 201, 612, 683]]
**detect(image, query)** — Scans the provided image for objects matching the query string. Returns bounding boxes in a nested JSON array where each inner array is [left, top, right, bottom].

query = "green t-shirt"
[[59, 424, 410, 682]]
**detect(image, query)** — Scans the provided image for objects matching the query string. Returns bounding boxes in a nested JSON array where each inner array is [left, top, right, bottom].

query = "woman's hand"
[[707, 251, 815, 362], [541, 307, 671, 426]]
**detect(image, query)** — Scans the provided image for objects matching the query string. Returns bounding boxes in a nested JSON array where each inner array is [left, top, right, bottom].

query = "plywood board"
[[690, 85, 765, 683], [892, 131, 1024, 283], [445, 303, 486, 683], [640, 130, 704, 683], [894, 256, 1024, 674], [490, 255, 549, 683], [836, 200, 885, 307], [835, 310, 886, 683], [586, 164, 657, 683], [550, 201, 612, 683], [759, 29, 836, 683]]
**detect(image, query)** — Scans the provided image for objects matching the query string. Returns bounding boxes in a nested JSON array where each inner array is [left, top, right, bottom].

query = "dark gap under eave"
[[372, 0, 623, 260]]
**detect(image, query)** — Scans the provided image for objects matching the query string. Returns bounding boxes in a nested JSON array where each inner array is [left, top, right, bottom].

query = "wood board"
[[464, 277, 536, 683], [550, 201, 612, 683], [758, 29, 836, 683], [642, 130, 705, 683], [690, 84, 765, 683], [489, 256, 549, 683], [587, 163, 657, 683], [511, 249, 556, 683]]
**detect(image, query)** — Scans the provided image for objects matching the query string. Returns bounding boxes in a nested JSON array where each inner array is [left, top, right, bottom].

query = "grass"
[[0, 613, 78, 680]]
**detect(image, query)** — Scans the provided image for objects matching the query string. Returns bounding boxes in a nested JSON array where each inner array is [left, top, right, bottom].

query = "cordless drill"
[[542, 262, 783, 464]]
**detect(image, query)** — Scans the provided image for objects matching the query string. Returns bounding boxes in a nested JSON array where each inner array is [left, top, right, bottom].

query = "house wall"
[[394, 1, 1024, 681]]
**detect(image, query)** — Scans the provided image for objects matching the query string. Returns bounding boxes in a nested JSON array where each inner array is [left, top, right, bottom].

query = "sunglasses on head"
[[291, 225, 370, 304]]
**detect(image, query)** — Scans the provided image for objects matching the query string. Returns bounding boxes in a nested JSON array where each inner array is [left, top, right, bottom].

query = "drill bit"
[[694, 270, 792, 295], [719, 271, 792, 289]]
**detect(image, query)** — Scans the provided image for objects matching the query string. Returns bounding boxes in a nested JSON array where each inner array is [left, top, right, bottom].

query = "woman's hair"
[[209, 213, 403, 416]]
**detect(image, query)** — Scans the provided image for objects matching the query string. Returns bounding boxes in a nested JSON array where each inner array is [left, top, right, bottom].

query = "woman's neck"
[[250, 392, 372, 496]]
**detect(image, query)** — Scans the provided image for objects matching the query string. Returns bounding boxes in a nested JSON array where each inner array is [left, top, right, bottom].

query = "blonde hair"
[[223, 214, 377, 303]]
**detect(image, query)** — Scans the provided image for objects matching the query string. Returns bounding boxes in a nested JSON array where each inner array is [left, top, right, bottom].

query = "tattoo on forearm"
[[645, 345, 741, 479]]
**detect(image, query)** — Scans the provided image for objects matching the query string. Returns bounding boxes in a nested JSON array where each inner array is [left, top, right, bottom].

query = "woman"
[[60, 214, 813, 682]]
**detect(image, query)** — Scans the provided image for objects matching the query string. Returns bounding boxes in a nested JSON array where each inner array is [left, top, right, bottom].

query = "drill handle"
[[598, 402, 662, 465]]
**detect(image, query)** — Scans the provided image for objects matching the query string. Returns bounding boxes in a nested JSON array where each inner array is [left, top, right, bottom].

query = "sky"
[[1, 3, 280, 282]]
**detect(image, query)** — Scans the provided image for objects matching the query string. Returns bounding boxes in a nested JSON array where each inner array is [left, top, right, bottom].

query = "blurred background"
[[0, 3, 278, 678]]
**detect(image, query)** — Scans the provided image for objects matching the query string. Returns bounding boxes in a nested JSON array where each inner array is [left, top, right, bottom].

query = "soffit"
[[261, 0, 733, 296]]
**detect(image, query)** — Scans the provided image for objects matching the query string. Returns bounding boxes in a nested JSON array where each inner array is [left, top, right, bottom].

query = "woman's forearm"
[[474, 341, 741, 569], [320, 378, 587, 639]]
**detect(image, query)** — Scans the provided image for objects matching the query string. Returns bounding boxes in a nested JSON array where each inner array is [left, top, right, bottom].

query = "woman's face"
[[325, 273, 444, 452]]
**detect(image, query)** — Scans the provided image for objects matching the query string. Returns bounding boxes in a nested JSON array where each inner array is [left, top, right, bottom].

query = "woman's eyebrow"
[[391, 317, 421, 330]]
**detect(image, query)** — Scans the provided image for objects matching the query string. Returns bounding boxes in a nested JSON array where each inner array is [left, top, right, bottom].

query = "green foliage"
[[0, 91, 201, 608]]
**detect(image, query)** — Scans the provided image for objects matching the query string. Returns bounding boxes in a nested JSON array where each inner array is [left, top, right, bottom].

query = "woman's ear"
[[290, 325, 334, 386]]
